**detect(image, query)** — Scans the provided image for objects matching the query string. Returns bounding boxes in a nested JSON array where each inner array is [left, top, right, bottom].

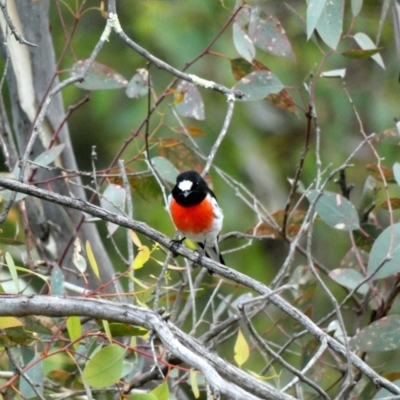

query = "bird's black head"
[[172, 170, 209, 207]]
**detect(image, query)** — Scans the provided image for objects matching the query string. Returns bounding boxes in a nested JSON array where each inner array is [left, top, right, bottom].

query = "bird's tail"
[[198, 242, 225, 265]]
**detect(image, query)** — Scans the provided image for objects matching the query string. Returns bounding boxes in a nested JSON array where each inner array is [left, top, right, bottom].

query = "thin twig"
[[202, 93, 235, 176], [5, 346, 46, 400], [0, 0, 37, 47]]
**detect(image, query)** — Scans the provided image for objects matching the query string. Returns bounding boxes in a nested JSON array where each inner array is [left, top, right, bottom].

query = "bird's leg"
[[197, 242, 214, 275], [170, 236, 186, 257]]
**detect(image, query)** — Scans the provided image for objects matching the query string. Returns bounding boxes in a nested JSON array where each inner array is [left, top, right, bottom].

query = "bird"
[[168, 170, 225, 269]]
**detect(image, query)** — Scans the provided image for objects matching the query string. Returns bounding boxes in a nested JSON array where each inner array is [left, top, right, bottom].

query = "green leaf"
[[0, 189, 27, 201], [320, 68, 346, 78], [86, 240, 100, 280], [0, 317, 23, 329], [393, 162, 400, 186], [150, 381, 169, 400], [341, 48, 383, 59], [51, 265, 64, 296], [71, 60, 128, 90], [234, 70, 284, 102], [20, 348, 44, 398], [306, 0, 327, 39], [152, 156, 180, 184], [102, 319, 113, 342], [329, 268, 368, 295], [353, 32, 385, 68], [234, 328, 250, 367], [100, 323, 148, 337], [351, 0, 363, 17], [83, 344, 125, 388], [5, 252, 20, 292], [230, 58, 296, 114], [126, 68, 150, 99], [67, 316, 82, 350], [248, 8, 295, 61], [358, 175, 377, 221], [72, 238, 87, 273], [233, 22, 255, 63], [33, 144, 65, 167], [350, 316, 400, 352], [132, 246, 151, 270], [316, 0, 344, 50], [190, 369, 200, 399], [174, 81, 205, 120], [307, 190, 360, 230], [367, 223, 400, 279], [100, 183, 126, 236], [127, 393, 158, 400]]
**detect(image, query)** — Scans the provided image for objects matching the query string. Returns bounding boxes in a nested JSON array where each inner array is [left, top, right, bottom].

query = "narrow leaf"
[[132, 246, 151, 270], [233, 22, 255, 63], [306, 0, 327, 39], [152, 156, 180, 184], [67, 316, 82, 350], [51, 265, 64, 296], [190, 370, 200, 399], [33, 144, 65, 167], [100, 183, 126, 236], [5, 252, 20, 292], [316, 0, 344, 50], [367, 223, 400, 279], [354, 32, 385, 68], [342, 47, 383, 59], [102, 319, 112, 342], [86, 240, 100, 280], [393, 162, 400, 186], [351, 0, 363, 17], [20, 350, 44, 398], [71, 60, 128, 90], [320, 68, 346, 78], [72, 238, 87, 273], [234, 328, 250, 367], [130, 231, 142, 248]]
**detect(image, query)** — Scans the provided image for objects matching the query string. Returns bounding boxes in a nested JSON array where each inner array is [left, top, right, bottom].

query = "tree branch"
[[0, 295, 287, 400]]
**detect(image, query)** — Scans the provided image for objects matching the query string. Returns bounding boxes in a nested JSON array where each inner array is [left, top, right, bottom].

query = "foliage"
[[0, 0, 400, 399]]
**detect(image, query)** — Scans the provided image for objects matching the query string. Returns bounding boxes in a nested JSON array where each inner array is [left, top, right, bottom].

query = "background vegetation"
[[0, 0, 400, 399]]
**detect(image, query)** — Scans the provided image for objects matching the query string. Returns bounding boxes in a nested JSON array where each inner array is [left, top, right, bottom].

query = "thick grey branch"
[[0, 295, 269, 400]]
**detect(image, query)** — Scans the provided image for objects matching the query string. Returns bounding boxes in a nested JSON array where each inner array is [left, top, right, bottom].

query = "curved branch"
[[0, 295, 290, 400]]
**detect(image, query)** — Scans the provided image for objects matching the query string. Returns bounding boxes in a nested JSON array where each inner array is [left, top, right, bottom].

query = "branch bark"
[[0, 295, 295, 400]]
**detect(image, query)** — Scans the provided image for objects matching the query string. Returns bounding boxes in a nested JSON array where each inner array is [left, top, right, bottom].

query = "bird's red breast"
[[169, 197, 214, 235]]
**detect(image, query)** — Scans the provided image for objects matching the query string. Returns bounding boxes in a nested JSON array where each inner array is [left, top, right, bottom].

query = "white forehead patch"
[[178, 179, 193, 191]]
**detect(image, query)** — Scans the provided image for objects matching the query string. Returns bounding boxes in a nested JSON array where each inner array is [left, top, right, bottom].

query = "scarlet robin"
[[168, 170, 225, 268]]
